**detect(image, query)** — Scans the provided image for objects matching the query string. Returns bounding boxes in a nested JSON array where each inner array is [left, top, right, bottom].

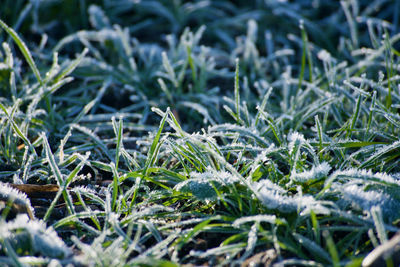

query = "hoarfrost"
[[341, 184, 400, 221], [174, 169, 239, 201], [0, 215, 70, 258], [233, 214, 278, 227], [317, 49, 331, 62], [0, 182, 35, 218], [291, 162, 331, 183], [252, 180, 329, 214], [288, 132, 305, 154], [327, 168, 400, 187]]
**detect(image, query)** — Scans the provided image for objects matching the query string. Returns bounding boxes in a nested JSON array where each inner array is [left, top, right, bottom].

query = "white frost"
[[252, 180, 329, 214], [291, 162, 331, 183]]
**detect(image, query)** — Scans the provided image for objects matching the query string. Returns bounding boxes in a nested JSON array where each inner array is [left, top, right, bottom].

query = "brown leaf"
[[9, 184, 59, 197]]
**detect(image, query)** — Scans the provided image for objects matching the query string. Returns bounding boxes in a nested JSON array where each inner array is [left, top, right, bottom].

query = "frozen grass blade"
[[0, 183, 35, 219], [298, 20, 312, 89], [341, 0, 358, 48], [346, 93, 362, 139], [42, 133, 75, 219], [54, 48, 88, 83], [1, 239, 24, 267], [143, 108, 168, 176], [293, 233, 331, 263], [234, 58, 241, 123], [0, 102, 36, 156], [371, 206, 388, 244], [383, 29, 394, 110], [323, 230, 340, 267], [239, 223, 258, 262], [130, 108, 168, 207], [161, 51, 178, 89], [257, 108, 282, 145], [366, 91, 376, 137], [360, 140, 400, 168], [314, 115, 323, 156], [310, 210, 320, 245], [1, 1, 400, 265], [111, 116, 123, 210], [112, 116, 123, 169], [0, 19, 43, 86], [254, 86, 273, 127], [110, 162, 120, 211]]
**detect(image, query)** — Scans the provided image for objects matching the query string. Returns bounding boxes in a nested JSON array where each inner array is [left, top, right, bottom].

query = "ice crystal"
[[174, 169, 239, 201], [71, 185, 97, 195], [252, 179, 286, 194], [0, 215, 70, 258], [233, 215, 278, 227], [317, 49, 332, 62], [0, 182, 35, 218], [326, 168, 400, 187], [288, 132, 305, 154], [291, 162, 331, 183], [175, 178, 217, 201], [253, 180, 329, 214], [340, 184, 400, 221]]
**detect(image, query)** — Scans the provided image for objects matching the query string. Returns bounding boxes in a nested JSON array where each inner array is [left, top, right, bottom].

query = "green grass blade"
[[234, 58, 241, 123], [42, 133, 75, 216], [323, 230, 340, 267], [143, 108, 168, 176], [0, 19, 43, 86], [54, 48, 88, 83]]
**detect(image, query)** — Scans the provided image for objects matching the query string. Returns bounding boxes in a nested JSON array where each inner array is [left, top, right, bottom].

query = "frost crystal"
[[252, 179, 286, 194], [0, 182, 35, 218], [326, 168, 400, 187], [341, 184, 400, 221], [291, 162, 331, 183], [175, 178, 217, 200], [71, 185, 97, 195], [288, 132, 305, 154], [0, 215, 70, 258], [174, 169, 239, 201], [252, 180, 329, 214], [317, 49, 331, 62], [233, 214, 277, 227]]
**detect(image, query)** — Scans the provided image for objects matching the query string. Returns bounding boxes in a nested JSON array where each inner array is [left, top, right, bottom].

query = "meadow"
[[0, 0, 400, 266]]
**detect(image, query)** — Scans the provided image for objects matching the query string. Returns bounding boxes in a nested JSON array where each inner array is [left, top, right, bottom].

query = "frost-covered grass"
[[0, 0, 400, 266]]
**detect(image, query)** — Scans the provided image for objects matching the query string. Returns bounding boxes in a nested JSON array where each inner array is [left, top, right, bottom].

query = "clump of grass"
[[0, 1, 400, 266]]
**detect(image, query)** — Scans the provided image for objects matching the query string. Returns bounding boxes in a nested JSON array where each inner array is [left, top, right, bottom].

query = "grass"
[[0, 0, 400, 266]]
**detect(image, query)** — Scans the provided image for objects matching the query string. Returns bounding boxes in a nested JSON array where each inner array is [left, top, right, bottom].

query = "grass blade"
[[0, 19, 43, 86]]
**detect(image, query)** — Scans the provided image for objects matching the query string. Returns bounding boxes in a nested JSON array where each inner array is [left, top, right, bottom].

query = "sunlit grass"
[[0, 1, 400, 266]]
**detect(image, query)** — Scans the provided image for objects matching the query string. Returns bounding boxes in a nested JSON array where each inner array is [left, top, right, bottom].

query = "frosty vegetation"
[[0, 0, 399, 266]]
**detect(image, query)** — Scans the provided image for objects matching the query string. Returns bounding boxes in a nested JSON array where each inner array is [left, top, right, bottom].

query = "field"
[[0, 0, 400, 266]]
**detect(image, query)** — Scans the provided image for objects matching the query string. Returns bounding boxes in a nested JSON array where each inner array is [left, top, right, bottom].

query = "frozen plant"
[[0, 182, 35, 219], [174, 169, 239, 201], [0, 215, 71, 259], [336, 184, 400, 221], [252, 180, 329, 215], [291, 162, 331, 183], [326, 168, 400, 188]]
